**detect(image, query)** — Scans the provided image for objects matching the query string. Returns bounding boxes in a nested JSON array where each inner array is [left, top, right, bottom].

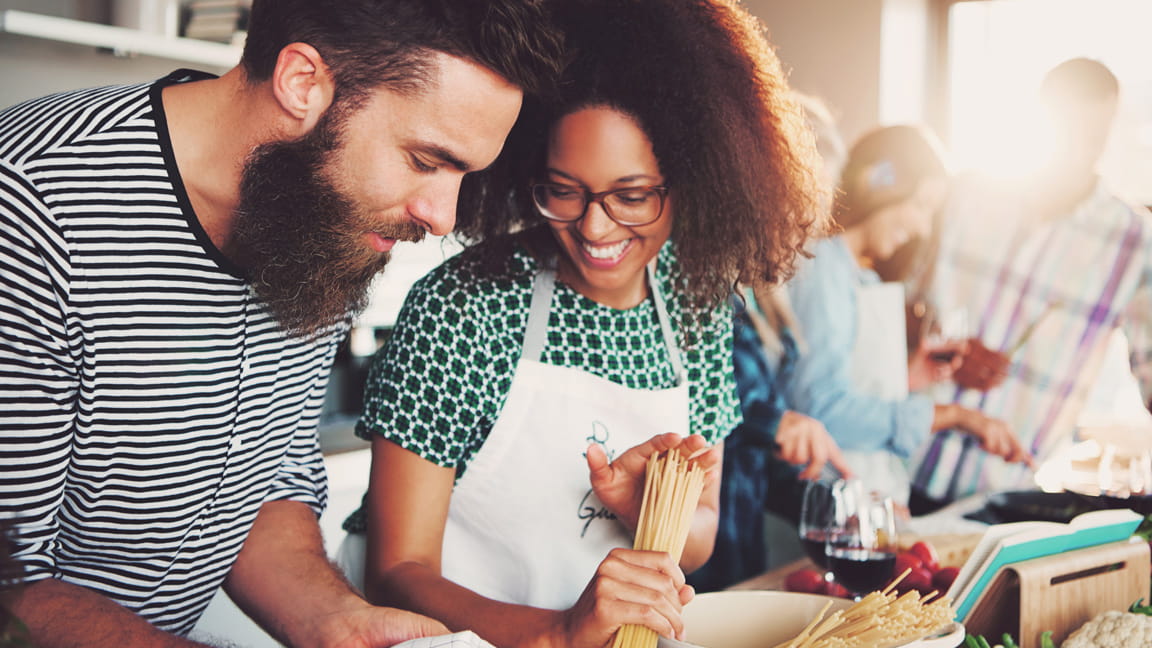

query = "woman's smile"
[[580, 237, 635, 263]]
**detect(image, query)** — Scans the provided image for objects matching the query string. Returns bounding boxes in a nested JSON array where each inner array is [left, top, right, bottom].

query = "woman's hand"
[[586, 433, 720, 534], [773, 411, 854, 480], [908, 338, 966, 392], [547, 548, 693, 648]]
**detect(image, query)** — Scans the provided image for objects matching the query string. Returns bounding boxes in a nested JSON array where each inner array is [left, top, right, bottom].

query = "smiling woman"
[[333, 1, 826, 647], [535, 107, 674, 310]]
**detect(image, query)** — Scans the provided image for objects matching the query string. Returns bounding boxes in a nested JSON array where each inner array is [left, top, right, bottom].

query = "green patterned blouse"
[[346, 240, 740, 531]]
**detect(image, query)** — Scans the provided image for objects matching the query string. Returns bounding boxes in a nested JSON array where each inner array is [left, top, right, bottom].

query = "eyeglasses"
[[530, 183, 669, 227]]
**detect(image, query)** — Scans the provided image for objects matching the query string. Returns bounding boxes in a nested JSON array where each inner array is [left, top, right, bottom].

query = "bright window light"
[[948, 0, 1152, 206]]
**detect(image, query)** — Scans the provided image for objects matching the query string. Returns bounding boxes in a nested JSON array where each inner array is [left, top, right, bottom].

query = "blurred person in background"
[[786, 125, 1030, 508], [910, 58, 1152, 512], [688, 93, 851, 593], [872, 173, 948, 360], [687, 282, 854, 593]]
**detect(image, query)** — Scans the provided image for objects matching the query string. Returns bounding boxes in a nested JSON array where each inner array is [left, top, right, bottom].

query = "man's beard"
[[226, 112, 425, 338]]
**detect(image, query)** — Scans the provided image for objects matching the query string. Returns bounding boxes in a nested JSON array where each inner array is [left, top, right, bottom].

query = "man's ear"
[[269, 42, 335, 136]]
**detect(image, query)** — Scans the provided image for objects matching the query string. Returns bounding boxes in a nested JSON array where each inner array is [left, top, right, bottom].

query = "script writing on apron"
[[579, 421, 620, 537]]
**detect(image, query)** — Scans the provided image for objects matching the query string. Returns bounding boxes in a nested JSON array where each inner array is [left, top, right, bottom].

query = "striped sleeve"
[[0, 159, 75, 582], [262, 333, 334, 515]]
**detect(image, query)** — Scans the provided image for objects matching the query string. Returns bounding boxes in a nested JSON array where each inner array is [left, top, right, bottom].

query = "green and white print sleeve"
[[354, 252, 532, 473]]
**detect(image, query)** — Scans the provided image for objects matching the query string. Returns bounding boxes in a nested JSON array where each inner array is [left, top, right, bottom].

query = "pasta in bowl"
[[656, 590, 965, 648]]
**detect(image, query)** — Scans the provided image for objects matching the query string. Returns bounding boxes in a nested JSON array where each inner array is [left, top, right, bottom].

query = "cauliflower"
[[1061, 610, 1152, 648]]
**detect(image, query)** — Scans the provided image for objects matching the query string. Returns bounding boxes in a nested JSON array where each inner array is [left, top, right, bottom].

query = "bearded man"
[[0, 1, 561, 646]]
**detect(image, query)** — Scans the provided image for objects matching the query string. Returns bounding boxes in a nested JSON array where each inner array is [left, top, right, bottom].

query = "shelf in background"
[[0, 9, 241, 68]]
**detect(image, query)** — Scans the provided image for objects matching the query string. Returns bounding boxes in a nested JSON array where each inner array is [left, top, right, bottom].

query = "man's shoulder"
[[1097, 188, 1152, 227], [941, 172, 1030, 241], [1060, 183, 1152, 248], [0, 79, 158, 167]]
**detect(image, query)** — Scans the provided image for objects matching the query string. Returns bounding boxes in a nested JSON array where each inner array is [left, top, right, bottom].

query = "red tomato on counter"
[[784, 567, 826, 594], [819, 580, 852, 599], [900, 566, 934, 595], [932, 566, 960, 593], [893, 552, 923, 577], [909, 540, 941, 572]]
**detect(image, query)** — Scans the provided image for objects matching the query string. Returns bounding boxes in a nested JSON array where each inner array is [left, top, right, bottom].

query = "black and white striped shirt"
[[0, 70, 344, 634]]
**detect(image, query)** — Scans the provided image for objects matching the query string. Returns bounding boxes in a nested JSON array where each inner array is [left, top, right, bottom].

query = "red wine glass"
[[798, 479, 836, 574], [824, 479, 898, 599]]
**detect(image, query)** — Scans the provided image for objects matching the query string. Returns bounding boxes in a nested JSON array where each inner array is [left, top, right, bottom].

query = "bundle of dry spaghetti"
[[610, 450, 707, 648], [772, 571, 956, 648]]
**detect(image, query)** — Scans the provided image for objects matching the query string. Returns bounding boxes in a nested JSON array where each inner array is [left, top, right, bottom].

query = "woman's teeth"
[[584, 239, 631, 259]]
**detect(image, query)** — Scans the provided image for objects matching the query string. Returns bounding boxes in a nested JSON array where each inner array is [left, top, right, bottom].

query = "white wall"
[[745, 0, 936, 145], [746, 0, 884, 144]]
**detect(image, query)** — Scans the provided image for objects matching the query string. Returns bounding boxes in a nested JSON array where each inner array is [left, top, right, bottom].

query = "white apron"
[[843, 280, 913, 505], [438, 264, 691, 609]]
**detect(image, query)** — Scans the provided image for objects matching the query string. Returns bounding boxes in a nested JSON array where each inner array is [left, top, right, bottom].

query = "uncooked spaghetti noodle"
[[611, 450, 707, 648], [773, 570, 956, 648]]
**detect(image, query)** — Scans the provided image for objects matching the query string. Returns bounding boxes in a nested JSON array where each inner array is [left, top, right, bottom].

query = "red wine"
[[929, 350, 958, 363], [800, 530, 831, 568], [828, 547, 896, 594]]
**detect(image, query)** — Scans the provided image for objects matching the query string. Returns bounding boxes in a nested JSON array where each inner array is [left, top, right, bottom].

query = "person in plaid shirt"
[[910, 58, 1152, 510]]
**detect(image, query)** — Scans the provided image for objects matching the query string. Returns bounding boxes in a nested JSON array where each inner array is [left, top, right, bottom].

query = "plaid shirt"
[[912, 174, 1152, 500]]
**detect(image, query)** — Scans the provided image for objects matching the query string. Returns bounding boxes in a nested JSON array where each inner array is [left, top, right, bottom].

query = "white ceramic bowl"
[[655, 591, 965, 648]]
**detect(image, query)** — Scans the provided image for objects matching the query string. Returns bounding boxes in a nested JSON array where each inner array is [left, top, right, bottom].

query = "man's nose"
[[409, 179, 460, 237]]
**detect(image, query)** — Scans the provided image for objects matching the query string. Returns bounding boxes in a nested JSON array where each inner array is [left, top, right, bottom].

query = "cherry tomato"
[[893, 552, 923, 579], [896, 566, 934, 595], [819, 580, 852, 598], [909, 540, 941, 571], [784, 567, 826, 594], [932, 566, 960, 593]]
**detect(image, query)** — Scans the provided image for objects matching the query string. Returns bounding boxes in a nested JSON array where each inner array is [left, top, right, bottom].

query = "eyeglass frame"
[[530, 182, 670, 227]]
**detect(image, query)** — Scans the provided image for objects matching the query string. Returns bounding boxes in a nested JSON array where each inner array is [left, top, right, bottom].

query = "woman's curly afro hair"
[[455, 0, 827, 318]]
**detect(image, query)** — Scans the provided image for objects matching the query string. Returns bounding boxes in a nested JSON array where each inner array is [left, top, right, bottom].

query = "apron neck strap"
[[647, 259, 686, 384], [523, 257, 685, 385], [522, 262, 558, 362]]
